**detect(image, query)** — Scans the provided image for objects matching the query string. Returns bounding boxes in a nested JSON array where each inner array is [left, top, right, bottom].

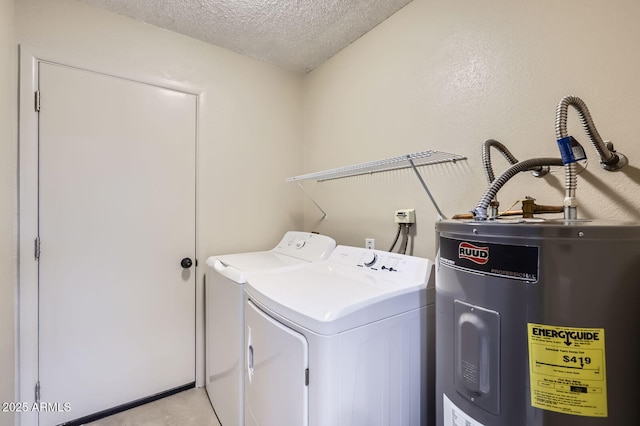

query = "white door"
[[245, 300, 309, 426], [37, 62, 196, 425]]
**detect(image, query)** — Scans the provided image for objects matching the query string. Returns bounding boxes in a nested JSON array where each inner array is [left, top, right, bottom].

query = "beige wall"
[[304, 0, 640, 259], [0, 0, 16, 423]]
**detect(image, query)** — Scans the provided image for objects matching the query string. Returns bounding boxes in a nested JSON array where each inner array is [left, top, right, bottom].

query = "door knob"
[[181, 257, 193, 269]]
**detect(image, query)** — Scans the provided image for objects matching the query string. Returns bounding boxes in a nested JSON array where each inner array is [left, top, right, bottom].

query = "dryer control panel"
[[272, 231, 336, 262]]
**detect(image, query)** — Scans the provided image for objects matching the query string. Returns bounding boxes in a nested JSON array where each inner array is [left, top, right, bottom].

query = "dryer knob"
[[295, 240, 306, 249]]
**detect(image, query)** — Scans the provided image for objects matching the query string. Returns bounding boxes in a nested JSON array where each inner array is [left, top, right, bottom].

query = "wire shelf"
[[285, 150, 466, 182]]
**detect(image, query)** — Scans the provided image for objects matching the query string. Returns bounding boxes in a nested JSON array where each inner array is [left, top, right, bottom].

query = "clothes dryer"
[[205, 231, 335, 426], [243, 245, 435, 426]]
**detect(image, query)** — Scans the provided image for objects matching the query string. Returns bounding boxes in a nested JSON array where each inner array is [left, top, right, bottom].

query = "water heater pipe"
[[472, 158, 564, 220], [482, 139, 550, 217], [482, 139, 550, 184], [482, 139, 519, 184], [555, 96, 628, 219]]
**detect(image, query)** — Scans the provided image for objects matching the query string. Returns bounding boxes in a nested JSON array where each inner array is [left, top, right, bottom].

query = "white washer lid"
[[206, 251, 312, 285], [245, 246, 434, 335], [208, 251, 306, 272]]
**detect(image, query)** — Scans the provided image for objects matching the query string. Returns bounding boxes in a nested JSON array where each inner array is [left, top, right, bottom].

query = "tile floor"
[[84, 388, 220, 426]]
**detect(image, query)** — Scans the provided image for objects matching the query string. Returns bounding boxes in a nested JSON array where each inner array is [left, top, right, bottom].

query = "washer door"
[[245, 300, 309, 426]]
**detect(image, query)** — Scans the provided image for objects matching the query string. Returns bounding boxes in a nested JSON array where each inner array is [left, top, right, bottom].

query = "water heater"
[[435, 219, 640, 426]]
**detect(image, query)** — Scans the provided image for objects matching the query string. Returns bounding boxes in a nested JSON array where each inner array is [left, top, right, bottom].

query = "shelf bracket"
[[407, 156, 447, 220], [297, 182, 327, 220]]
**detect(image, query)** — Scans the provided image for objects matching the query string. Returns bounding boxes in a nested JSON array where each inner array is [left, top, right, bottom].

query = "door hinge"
[[35, 90, 41, 112], [305, 368, 309, 386], [35, 381, 41, 404], [35, 237, 41, 260]]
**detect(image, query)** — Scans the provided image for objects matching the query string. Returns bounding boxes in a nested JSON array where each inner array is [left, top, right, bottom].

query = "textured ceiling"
[[80, 0, 413, 73]]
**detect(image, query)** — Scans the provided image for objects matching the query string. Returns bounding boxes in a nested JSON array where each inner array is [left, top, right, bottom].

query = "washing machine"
[[205, 231, 336, 426], [243, 245, 435, 426]]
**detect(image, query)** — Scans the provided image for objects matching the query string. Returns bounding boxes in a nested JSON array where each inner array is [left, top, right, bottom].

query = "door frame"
[[18, 46, 205, 426]]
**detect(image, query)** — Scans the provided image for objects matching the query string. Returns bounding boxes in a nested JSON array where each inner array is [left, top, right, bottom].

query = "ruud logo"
[[459, 242, 489, 264]]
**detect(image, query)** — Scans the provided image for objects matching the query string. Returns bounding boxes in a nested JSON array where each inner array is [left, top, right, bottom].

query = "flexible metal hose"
[[555, 96, 616, 162], [482, 139, 550, 184], [482, 139, 519, 184], [472, 158, 564, 220], [555, 96, 626, 219], [481, 140, 551, 218]]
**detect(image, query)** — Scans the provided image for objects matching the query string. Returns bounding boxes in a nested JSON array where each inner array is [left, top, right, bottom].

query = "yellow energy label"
[[527, 323, 607, 417]]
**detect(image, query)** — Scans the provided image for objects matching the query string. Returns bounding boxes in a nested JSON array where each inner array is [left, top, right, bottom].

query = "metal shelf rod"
[[287, 150, 466, 220], [286, 150, 465, 182]]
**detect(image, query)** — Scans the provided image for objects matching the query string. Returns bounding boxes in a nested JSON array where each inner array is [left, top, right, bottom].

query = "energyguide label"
[[527, 323, 607, 417]]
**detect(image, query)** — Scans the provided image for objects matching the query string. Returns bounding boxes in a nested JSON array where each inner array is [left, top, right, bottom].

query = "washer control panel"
[[328, 245, 429, 280], [358, 250, 404, 272]]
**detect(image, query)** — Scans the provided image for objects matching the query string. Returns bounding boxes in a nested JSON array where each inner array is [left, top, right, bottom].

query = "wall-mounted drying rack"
[[286, 150, 466, 220]]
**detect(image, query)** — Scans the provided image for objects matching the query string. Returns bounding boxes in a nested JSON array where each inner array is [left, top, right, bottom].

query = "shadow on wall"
[[579, 165, 640, 221], [620, 165, 640, 187], [538, 167, 565, 196]]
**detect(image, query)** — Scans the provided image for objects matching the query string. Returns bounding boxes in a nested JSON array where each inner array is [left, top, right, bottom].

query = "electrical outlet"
[[365, 238, 375, 249], [395, 209, 415, 224]]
